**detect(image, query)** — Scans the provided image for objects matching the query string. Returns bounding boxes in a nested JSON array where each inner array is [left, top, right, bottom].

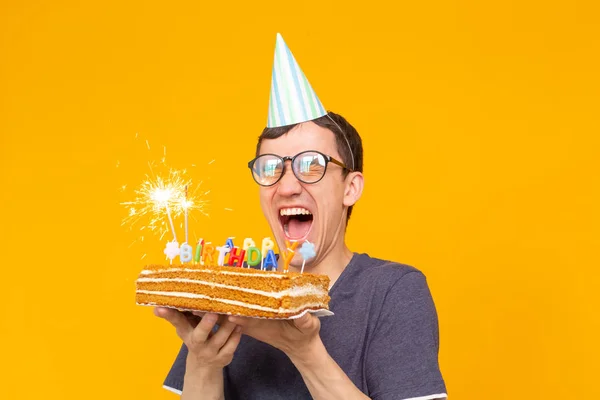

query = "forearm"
[[288, 338, 370, 400], [181, 363, 224, 400]]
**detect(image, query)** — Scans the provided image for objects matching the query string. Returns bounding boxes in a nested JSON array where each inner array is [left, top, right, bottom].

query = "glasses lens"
[[293, 151, 327, 183], [252, 155, 283, 186]]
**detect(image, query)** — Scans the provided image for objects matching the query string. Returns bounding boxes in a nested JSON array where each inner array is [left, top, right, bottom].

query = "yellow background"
[[1, 1, 598, 398]]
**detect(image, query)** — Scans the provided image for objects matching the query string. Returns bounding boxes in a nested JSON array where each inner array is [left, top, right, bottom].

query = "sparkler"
[[121, 161, 208, 243], [119, 137, 220, 265], [184, 185, 189, 244]]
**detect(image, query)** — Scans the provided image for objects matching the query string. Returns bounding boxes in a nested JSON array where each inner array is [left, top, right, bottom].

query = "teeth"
[[279, 207, 312, 216]]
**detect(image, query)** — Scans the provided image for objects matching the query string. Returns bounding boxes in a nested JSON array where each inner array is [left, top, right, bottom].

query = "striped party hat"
[[267, 33, 327, 128]]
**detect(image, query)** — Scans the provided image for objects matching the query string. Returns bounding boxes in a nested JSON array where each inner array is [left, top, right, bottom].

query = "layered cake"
[[135, 264, 330, 319]]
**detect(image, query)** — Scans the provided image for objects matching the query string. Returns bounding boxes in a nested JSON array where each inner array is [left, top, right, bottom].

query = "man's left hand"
[[227, 313, 321, 360]]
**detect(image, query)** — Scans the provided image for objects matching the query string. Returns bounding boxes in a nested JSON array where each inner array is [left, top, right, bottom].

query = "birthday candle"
[[194, 239, 204, 264], [263, 249, 278, 271], [228, 246, 246, 268], [216, 245, 231, 266], [180, 243, 193, 263], [243, 238, 256, 264], [164, 241, 180, 264], [246, 246, 261, 268], [282, 240, 300, 273], [261, 237, 275, 270], [202, 243, 216, 266], [243, 238, 255, 250], [299, 241, 316, 274]]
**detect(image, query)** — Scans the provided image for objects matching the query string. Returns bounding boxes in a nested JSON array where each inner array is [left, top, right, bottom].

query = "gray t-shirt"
[[163, 253, 447, 399]]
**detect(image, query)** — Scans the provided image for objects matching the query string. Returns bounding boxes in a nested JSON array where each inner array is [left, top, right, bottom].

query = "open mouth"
[[279, 207, 314, 241]]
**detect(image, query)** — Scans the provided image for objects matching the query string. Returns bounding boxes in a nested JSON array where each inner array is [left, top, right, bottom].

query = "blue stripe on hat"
[[270, 64, 285, 127], [284, 42, 308, 123]]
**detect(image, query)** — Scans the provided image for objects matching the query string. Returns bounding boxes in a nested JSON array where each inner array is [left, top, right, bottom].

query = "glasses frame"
[[247, 150, 351, 187]]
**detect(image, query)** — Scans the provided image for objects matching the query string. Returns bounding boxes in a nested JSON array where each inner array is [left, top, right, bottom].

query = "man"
[[154, 34, 447, 400]]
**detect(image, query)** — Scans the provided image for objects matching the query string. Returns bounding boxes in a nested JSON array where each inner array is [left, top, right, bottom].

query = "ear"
[[343, 171, 364, 207]]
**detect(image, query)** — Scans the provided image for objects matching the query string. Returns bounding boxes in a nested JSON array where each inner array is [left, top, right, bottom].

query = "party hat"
[[267, 33, 327, 128]]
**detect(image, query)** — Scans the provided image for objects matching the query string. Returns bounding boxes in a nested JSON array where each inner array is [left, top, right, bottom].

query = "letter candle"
[[261, 237, 275, 270], [180, 243, 193, 262], [243, 238, 255, 250], [202, 243, 216, 266], [263, 249, 278, 271], [282, 240, 300, 273], [216, 245, 231, 266], [243, 238, 256, 266], [246, 246, 261, 267], [194, 239, 204, 263], [228, 247, 246, 267]]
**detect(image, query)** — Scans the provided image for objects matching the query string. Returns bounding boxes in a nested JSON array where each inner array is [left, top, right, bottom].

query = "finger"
[[154, 307, 193, 340], [208, 319, 238, 349], [227, 315, 254, 327], [218, 325, 243, 355], [183, 312, 201, 328], [293, 313, 316, 331], [190, 313, 219, 345], [216, 314, 230, 326]]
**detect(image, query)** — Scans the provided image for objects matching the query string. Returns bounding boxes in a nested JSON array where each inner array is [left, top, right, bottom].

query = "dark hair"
[[256, 111, 363, 221]]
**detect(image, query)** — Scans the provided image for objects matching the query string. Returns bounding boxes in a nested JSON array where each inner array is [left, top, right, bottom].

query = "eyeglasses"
[[248, 150, 351, 187]]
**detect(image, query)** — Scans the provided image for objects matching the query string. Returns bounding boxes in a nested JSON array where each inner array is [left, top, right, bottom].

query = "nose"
[[276, 161, 302, 197]]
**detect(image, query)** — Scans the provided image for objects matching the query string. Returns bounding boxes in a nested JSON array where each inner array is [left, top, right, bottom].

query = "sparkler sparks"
[[120, 136, 220, 256], [121, 162, 208, 241]]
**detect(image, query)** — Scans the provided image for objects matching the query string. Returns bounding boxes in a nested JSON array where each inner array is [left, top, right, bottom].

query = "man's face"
[[257, 122, 349, 267]]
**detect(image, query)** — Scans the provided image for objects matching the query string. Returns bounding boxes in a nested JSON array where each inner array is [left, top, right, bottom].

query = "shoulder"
[[336, 253, 433, 313], [346, 253, 437, 318], [348, 253, 426, 287]]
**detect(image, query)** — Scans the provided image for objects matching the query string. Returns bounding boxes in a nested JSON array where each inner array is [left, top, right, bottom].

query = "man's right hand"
[[154, 307, 242, 399]]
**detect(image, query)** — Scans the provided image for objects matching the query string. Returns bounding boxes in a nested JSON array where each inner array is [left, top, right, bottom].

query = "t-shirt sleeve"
[[163, 343, 187, 395], [365, 271, 447, 400]]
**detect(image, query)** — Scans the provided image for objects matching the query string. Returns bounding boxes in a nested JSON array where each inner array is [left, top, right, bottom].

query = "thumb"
[[294, 312, 319, 332]]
